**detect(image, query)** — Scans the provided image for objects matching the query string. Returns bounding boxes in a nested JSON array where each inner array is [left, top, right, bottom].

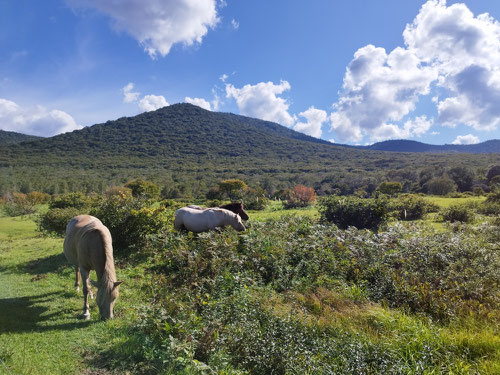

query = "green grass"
[[0, 216, 146, 375], [423, 195, 486, 208], [247, 200, 319, 221]]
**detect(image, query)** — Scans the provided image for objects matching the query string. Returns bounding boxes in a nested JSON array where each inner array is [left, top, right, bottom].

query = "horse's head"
[[236, 203, 249, 220], [94, 280, 123, 319], [231, 212, 246, 232]]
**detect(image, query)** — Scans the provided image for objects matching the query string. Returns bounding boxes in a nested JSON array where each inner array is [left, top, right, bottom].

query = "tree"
[[448, 167, 474, 192], [218, 179, 248, 200], [284, 185, 316, 208], [424, 176, 457, 196], [486, 165, 500, 182], [125, 179, 160, 200], [376, 181, 402, 196]]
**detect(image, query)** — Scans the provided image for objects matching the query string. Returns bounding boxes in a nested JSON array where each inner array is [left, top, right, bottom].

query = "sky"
[[2, 0, 500, 146]]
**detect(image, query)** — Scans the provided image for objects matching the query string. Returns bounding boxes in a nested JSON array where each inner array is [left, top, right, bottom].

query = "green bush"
[[318, 195, 389, 231], [125, 179, 160, 200], [441, 204, 474, 223], [90, 195, 170, 257], [38, 207, 83, 236], [244, 196, 269, 210], [389, 194, 427, 221], [49, 192, 95, 210]]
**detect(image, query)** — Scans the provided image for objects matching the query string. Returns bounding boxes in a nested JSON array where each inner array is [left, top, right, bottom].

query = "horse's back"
[[175, 207, 233, 232], [63, 215, 110, 269]]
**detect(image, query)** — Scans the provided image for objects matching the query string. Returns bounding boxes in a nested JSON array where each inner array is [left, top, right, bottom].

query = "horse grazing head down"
[[93, 279, 123, 319], [229, 210, 246, 231]]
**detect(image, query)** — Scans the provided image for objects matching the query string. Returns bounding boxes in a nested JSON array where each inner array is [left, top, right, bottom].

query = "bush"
[[90, 195, 170, 257], [441, 204, 474, 223], [3, 192, 39, 216], [284, 185, 316, 208], [376, 181, 402, 196], [38, 207, 83, 235], [318, 195, 389, 231], [125, 179, 160, 200], [389, 194, 427, 221], [49, 192, 94, 210], [424, 176, 457, 195]]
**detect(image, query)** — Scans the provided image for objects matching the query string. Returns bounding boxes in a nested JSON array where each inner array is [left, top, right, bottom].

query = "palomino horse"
[[63, 215, 123, 320], [187, 202, 249, 220], [174, 207, 246, 233]]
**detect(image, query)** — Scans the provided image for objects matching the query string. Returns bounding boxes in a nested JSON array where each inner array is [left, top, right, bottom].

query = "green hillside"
[[1, 103, 499, 195], [0, 129, 42, 145]]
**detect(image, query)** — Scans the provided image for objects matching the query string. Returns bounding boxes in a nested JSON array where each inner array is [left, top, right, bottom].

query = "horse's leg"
[[80, 268, 91, 320], [74, 266, 80, 293]]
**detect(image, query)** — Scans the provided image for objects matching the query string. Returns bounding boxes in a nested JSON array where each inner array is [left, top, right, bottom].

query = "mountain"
[[1, 103, 499, 194], [0, 130, 42, 145], [365, 139, 500, 153]]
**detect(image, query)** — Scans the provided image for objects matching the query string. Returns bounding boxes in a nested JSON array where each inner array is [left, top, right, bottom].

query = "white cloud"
[[329, 138, 335, 143], [122, 82, 140, 103], [330, 0, 500, 142], [231, 19, 239, 30], [225, 80, 295, 127], [293, 106, 327, 138], [185, 96, 212, 111], [452, 134, 480, 145], [138, 95, 169, 111], [0, 98, 82, 136], [220, 73, 228, 82], [67, 0, 219, 58]]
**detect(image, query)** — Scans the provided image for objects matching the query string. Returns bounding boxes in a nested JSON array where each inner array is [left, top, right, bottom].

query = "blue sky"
[[2, 0, 500, 145]]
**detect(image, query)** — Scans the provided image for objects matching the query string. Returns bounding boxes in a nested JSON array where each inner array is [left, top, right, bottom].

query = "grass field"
[[0, 215, 147, 375], [1, 200, 499, 374]]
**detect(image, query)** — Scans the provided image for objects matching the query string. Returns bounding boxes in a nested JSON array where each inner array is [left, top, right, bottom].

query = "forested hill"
[[1, 103, 500, 194], [0, 130, 42, 145], [365, 139, 500, 153]]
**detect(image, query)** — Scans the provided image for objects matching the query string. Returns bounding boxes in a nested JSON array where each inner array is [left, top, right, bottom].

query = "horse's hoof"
[[80, 313, 91, 320]]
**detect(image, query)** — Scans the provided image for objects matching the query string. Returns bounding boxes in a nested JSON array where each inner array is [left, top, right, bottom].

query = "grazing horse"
[[63, 215, 123, 320], [174, 207, 246, 233], [187, 202, 249, 220]]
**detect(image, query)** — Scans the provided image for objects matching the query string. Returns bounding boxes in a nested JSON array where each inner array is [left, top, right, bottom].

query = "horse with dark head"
[[187, 202, 249, 221]]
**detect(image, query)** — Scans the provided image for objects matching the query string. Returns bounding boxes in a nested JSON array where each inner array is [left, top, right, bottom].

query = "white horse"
[[63, 215, 123, 320], [174, 207, 246, 233]]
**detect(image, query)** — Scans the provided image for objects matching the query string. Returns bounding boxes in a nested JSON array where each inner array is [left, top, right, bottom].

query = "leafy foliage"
[[441, 204, 475, 223], [389, 194, 428, 220], [283, 184, 316, 208], [318, 195, 389, 230], [376, 181, 402, 196], [37, 207, 84, 235], [124, 179, 160, 200]]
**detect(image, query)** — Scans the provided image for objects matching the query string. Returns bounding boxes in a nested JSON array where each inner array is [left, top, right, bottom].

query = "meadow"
[[0, 193, 499, 374]]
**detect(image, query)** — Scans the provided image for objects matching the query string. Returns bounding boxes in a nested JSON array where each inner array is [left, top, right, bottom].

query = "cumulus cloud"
[[330, 0, 500, 142], [0, 98, 82, 136], [122, 82, 140, 103], [231, 19, 239, 30], [185, 96, 212, 111], [293, 106, 327, 138], [67, 0, 219, 58], [225, 80, 295, 127], [138, 95, 169, 111], [452, 134, 480, 145]]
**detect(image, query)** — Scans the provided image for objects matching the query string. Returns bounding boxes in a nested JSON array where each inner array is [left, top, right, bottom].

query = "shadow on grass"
[[0, 291, 94, 334], [17, 253, 68, 276]]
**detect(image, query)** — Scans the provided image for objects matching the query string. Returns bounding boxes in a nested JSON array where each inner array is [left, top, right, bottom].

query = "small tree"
[[376, 181, 402, 196], [125, 179, 160, 200], [424, 176, 457, 196], [218, 179, 247, 200], [283, 185, 316, 208], [486, 165, 500, 182]]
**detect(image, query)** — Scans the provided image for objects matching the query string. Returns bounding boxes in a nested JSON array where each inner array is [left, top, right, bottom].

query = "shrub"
[[424, 176, 457, 195], [38, 207, 83, 235], [218, 179, 248, 200], [318, 195, 389, 231], [4, 192, 45, 216], [104, 186, 133, 198], [441, 204, 474, 223], [90, 195, 170, 256], [376, 181, 402, 196], [284, 185, 316, 208], [244, 196, 269, 210], [26, 191, 51, 204], [389, 194, 427, 220], [49, 192, 94, 210], [125, 179, 160, 200]]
